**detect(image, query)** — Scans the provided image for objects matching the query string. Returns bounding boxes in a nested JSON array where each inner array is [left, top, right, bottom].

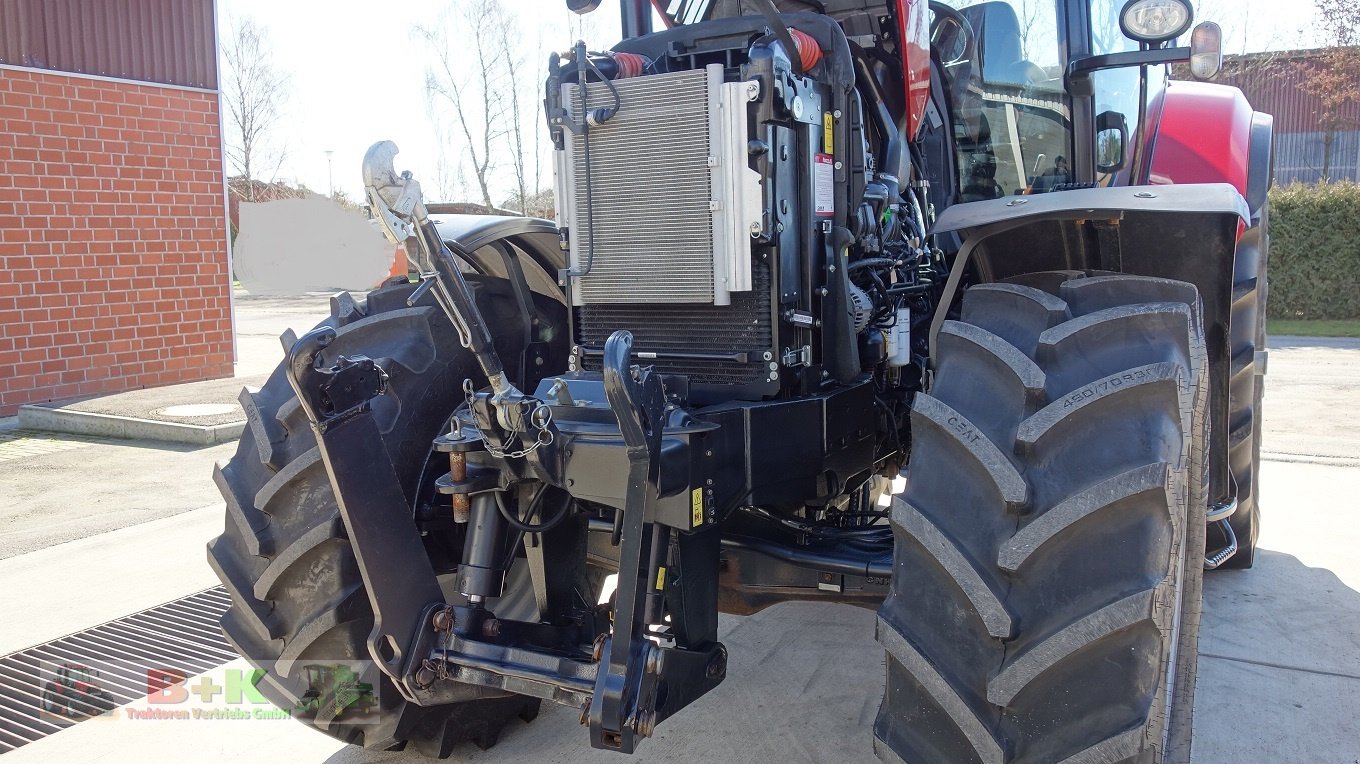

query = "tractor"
[[208, 0, 1272, 760], [41, 663, 106, 718]]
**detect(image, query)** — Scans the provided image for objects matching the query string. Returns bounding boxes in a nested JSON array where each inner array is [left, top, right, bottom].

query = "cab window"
[[936, 1, 1074, 200], [1088, 0, 1145, 186]]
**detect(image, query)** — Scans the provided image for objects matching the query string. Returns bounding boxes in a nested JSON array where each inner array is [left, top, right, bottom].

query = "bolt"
[[762, 351, 773, 361], [834, 161, 843, 170], [833, 109, 843, 119], [749, 221, 762, 234], [1005, 198, 1029, 207], [1135, 191, 1157, 198]]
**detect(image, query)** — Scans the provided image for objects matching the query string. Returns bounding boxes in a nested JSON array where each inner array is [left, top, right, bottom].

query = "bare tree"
[[221, 16, 290, 199], [501, 20, 531, 215], [1014, 0, 1044, 63], [417, 1, 516, 210]]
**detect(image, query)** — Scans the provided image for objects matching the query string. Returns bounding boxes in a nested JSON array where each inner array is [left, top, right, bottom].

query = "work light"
[[1119, 0, 1195, 44]]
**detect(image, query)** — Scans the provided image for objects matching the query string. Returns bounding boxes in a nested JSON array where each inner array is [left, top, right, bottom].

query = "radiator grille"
[[577, 265, 772, 387], [566, 69, 715, 304]]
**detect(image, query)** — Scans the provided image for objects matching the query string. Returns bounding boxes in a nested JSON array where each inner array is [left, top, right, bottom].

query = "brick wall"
[[0, 66, 232, 416]]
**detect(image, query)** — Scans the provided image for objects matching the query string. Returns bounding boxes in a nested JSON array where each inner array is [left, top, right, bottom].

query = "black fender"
[[928, 183, 1249, 514], [429, 214, 567, 303], [426, 214, 571, 392]]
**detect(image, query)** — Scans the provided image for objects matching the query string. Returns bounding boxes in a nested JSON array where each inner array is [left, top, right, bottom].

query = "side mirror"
[[1096, 111, 1129, 174]]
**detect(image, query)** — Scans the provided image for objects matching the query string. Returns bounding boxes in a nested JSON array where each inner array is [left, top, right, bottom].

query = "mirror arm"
[[1066, 47, 1189, 95]]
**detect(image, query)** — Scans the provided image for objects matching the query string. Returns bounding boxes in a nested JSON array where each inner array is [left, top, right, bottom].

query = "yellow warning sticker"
[[655, 566, 667, 591], [823, 112, 834, 153], [691, 487, 704, 528]]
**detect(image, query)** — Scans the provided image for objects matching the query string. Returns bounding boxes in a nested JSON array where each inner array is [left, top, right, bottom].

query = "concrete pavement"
[[0, 318, 1356, 762]]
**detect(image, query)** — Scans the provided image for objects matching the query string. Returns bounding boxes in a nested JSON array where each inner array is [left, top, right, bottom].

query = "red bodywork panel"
[[1143, 81, 1254, 199], [895, 0, 931, 140]]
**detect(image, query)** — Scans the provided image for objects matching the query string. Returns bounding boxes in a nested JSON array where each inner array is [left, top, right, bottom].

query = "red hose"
[[611, 52, 648, 79], [790, 28, 823, 71]]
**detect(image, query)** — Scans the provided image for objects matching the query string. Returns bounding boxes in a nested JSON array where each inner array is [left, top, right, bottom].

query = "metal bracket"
[[586, 330, 726, 752], [284, 328, 446, 703]]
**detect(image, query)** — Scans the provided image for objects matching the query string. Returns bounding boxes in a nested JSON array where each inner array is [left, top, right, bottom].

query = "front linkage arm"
[[589, 331, 727, 751]]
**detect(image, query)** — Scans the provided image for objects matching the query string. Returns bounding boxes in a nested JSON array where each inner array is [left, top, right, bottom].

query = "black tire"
[[42, 687, 63, 716], [1219, 207, 1269, 568], [208, 278, 562, 756], [875, 272, 1208, 764]]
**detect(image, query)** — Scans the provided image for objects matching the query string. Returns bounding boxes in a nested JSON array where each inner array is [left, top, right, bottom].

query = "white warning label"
[[813, 153, 834, 217]]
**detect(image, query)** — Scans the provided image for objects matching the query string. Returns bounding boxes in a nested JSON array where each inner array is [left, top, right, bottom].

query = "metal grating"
[[566, 68, 716, 304], [0, 587, 233, 753]]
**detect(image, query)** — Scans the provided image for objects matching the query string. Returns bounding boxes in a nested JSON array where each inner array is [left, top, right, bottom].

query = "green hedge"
[[1268, 181, 1360, 320]]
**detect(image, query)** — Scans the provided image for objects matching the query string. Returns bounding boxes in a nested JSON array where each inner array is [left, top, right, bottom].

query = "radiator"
[[576, 263, 774, 388], [559, 65, 761, 306]]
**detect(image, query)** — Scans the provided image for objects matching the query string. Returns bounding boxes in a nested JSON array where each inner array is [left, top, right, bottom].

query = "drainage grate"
[[0, 586, 233, 753]]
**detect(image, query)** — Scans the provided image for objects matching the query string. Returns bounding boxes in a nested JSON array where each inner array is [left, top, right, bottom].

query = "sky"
[[216, 0, 1323, 204]]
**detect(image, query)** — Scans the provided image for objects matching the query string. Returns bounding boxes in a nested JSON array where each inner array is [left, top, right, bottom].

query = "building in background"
[[1200, 48, 1360, 185], [0, 0, 231, 416]]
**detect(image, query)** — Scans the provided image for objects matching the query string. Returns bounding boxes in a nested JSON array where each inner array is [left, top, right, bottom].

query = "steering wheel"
[[928, 1, 976, 68]]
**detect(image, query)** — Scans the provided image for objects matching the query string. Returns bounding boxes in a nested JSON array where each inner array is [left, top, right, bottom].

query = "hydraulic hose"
[[853, 54, 904, 205]]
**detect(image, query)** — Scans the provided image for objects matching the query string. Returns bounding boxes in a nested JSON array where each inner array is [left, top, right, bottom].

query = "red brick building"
[[0, 0, 231, 415]]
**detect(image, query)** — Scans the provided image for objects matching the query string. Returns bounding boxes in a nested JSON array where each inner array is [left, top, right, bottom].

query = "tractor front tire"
[[875, 272, 1208, 764], [208, 279, 543, 756]]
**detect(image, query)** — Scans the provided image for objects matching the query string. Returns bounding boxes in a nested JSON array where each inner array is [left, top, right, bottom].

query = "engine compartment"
[[547, 13, 943, 421]]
